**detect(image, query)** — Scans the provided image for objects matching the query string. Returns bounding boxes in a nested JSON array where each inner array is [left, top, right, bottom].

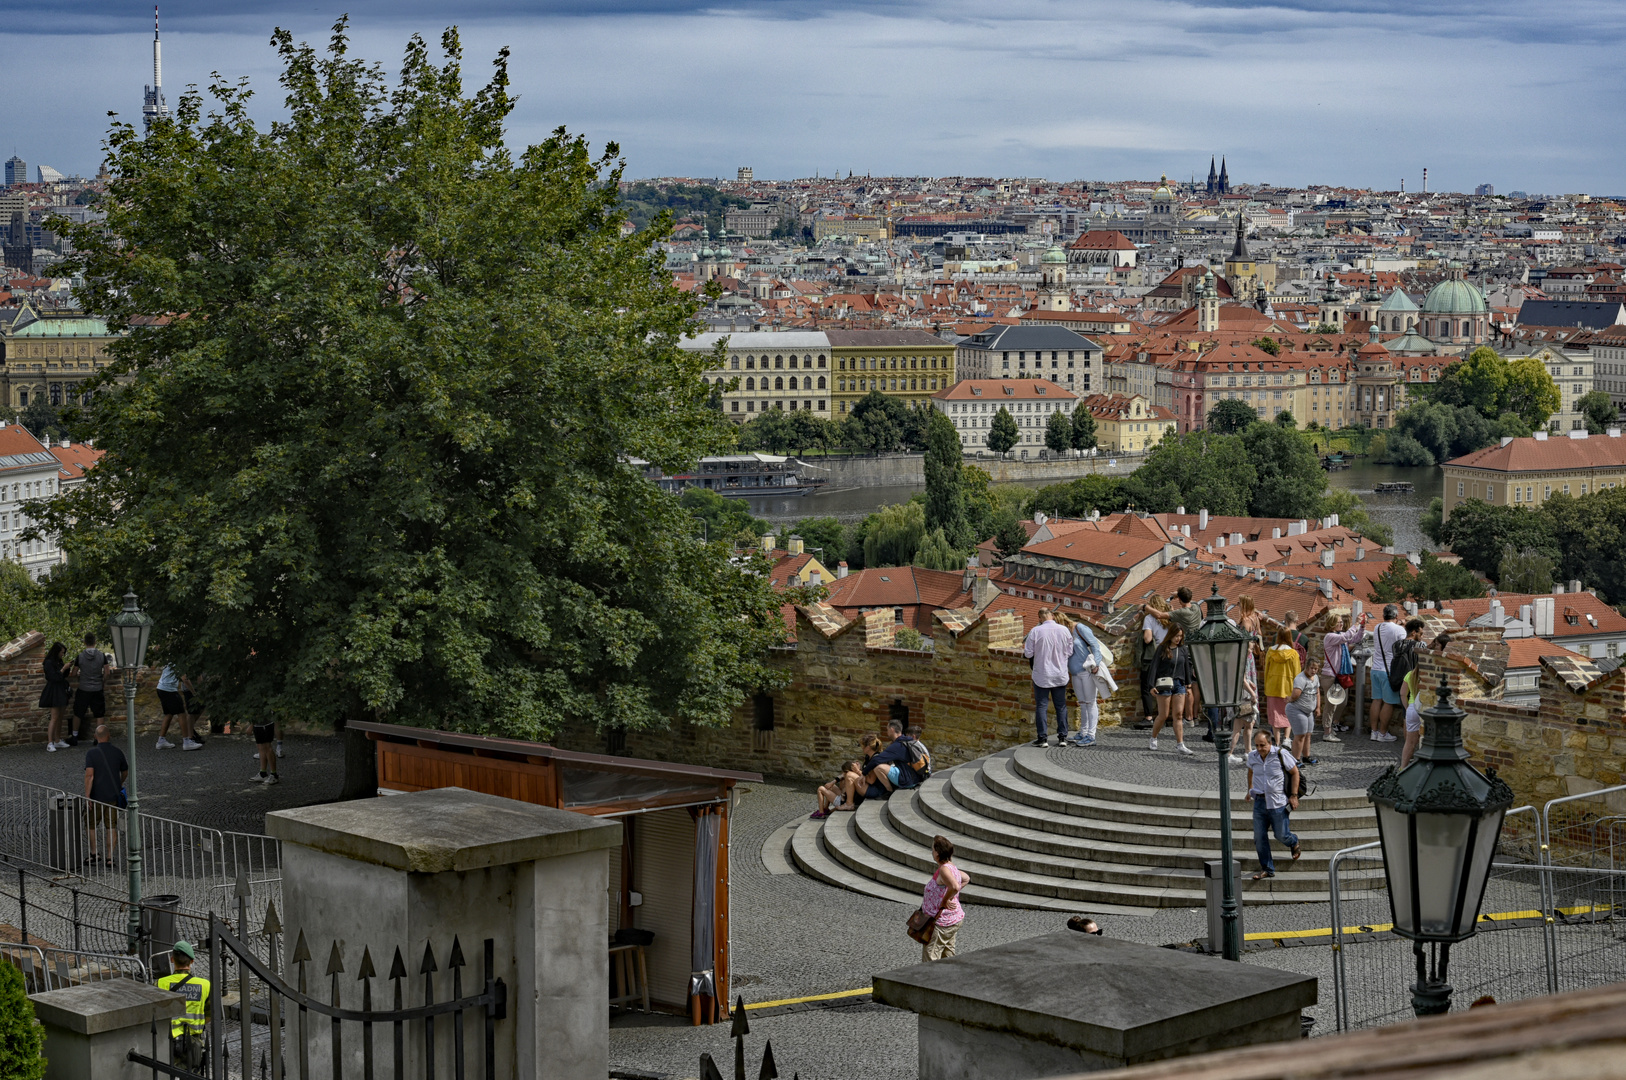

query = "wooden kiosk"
[[351, 720, 761, 1024]]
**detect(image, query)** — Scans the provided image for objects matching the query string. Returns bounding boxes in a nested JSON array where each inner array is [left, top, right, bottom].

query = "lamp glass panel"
[[1191, 641, 1219, 704], [1414, 810, 1475, 938], [1216, 638, 1245, 706], [1375, 803, 1417, 934], [1457, 808, 1505, 935]]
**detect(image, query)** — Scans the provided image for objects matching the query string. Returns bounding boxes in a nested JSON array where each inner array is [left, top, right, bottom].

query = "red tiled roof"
[[1020, 530, 1166, 568], [1445, 432, 1626, 473], [1504, 637, 1589, 670], [1067, 230, 1137, 251], [51, 442, 103, 481], [934, 379, 1079, 401]]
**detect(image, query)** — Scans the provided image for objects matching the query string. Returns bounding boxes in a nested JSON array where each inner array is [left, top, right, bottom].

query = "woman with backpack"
[[1060, 614, 1116, 748]]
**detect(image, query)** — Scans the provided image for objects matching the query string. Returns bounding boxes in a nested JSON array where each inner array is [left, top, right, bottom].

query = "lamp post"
[[107, 589, 154, 954], [1185, 584, 1254, 962], [1366, 674, 1513, 1017]]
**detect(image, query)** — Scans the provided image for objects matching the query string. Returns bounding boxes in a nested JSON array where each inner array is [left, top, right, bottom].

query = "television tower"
[[142, 6, 168, 131]]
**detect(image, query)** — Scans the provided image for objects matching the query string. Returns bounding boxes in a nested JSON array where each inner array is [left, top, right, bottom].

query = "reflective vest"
[[157, 970, 210, 1038]]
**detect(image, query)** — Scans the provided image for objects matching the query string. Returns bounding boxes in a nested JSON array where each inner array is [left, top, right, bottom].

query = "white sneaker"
[[44, 742, 56, 753], [250, 751, 260, 759], [1323, 733, 1342, 743], [52, 741, 68, 750], [1378, 732, 1397, 742], [263, 773, 279, 785], [181, 739, 203, 752], [275, 740, 284, 759], [1228, 754, 1245, 765], [1369, 731, 1382, 741], [1177, 743, 1195, 756], [156, 737, 175, 749], [1148, 738, 1159, 751]]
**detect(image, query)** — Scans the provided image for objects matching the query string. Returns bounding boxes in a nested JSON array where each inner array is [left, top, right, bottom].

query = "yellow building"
[[679, 331, 831, 421], [1441, 429, 1626, 521], [812, 216, 889, 242], [1, 309, 120, 409], [1078, 393, 1177, 453], [827, 330, 957, 417]]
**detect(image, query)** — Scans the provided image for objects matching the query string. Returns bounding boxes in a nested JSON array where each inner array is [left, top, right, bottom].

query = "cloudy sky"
[[3, 0, 1623, 193]]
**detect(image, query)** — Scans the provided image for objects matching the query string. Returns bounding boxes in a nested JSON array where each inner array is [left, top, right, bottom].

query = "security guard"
[[156, 940, 210, 1067]]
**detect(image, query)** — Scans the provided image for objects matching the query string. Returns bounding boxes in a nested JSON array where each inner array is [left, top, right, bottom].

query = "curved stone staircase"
[[789, 742, 1386, 910]]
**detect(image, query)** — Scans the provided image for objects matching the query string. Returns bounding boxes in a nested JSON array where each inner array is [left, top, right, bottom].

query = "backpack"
[[1387, 638, 1418, 693], [1279, 746, 1313, 801], [907, 739, 933, 781]]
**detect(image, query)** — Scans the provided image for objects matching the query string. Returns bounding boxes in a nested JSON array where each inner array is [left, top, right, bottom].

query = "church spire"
[[1218, 156, 1229, 194], [1230, 212, 1249, 260], [1206, 156, 1217, 195]]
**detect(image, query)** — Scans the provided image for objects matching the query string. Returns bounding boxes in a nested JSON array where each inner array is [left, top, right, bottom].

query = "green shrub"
[[0, 960, 45, 1080]]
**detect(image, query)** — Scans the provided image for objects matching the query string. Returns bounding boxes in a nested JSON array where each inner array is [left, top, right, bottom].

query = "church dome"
[[1041, 245, 1067, 264], [1152, 175, 1173, 201], [1421, 277, 1487, 316]]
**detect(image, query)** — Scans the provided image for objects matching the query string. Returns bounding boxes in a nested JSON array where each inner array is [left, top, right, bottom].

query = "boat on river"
[[1373, 481, 1414, 494], [1321, 452, 1350, 471], [641, 453, 827, 498]]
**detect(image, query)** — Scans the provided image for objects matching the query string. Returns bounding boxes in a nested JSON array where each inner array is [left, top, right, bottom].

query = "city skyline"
[[0, 0, 1623, 192]]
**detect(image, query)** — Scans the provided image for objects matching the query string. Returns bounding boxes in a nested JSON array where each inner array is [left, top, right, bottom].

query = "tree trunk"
[[338, 720, 378, 801]]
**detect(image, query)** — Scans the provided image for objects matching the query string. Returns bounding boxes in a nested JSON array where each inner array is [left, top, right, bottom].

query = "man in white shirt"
[[1367, 605, 1405, 743], [1023, 609, 1074, 749], [1245, 730, 1301, 879]]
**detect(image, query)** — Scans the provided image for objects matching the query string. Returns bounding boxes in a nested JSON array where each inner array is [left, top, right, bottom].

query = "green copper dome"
[[1378, 286, 1419, 312], [1421, 277, 1487, 316], [1041, 245, 1067, 264]]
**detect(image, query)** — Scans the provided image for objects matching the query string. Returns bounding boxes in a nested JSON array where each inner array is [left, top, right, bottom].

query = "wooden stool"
[[608, 943, 649, 1012]]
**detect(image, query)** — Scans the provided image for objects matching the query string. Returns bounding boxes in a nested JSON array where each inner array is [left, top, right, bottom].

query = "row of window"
[[839, 377, 942, 393], [729, 399, 826, 413], [1458, 478, 1618, 503], [838, 356, 948, 371], [725, 354, 825, 371], [2, 480, 54, 503], [707, 375, 826, 391]]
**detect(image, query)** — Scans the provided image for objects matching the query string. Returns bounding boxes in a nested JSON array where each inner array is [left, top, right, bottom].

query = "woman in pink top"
[[921, 835, 970, 961]]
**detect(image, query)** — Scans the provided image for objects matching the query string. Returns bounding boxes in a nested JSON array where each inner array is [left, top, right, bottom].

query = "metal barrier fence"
[[1329, 796, 1626, 1031], [0, 940, 148, 994], [0, 772, 280, 920]]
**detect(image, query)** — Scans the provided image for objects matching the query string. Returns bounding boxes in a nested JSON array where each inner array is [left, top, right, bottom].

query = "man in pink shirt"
[[1023, 609, 1075, 749]]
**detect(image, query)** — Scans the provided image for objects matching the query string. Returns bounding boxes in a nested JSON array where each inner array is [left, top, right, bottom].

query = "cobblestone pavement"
[[0, 731, 345, 835], [1048, 715, 1397, 791]]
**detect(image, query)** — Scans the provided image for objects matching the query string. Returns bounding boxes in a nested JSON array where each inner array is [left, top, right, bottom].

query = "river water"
[[744, 459, 1442, 555]]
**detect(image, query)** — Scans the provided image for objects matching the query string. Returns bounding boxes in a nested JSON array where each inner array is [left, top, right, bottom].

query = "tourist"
[[1286, 659, 1319, 766], [1263, 629, 1300, 748], [1168, 588, 1203, 732], [38, 641, 70, 752], [82, 724, 127, 866], [1399, 634, 1449, 769], [253, 717, 281, 785], [842, 734, 883, 808], [69, 633, 115, 748], [813, 761, 864, 818], [1367, 605, 1405, 743], [919, 835, 968, 961], [154, 666, 203, 751], [1148, 627, 1194, 755], [1062, 614, 1115, 747], [1318, 612, 1367, 741], [1023, 608, 1074, 749], [902, 725, 932, 786], [865, 719, 914, 798], [1245, 730, 1301, 880], [1066, 915, 1102, 935], [1138, 596, 1170, 730], [1232, 595, 1263, 766]]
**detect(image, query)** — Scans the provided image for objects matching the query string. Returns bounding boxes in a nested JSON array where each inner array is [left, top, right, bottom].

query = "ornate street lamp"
[[108, 589, 154, 954], [1185, 584, 1254, 962], [1367, 674, 1514, 1017]]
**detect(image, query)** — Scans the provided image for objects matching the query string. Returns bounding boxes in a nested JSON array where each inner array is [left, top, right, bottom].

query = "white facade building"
[[932, 379, 1079, 451]]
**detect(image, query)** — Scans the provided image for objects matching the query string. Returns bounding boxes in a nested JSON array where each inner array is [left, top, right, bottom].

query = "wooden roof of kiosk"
[[352, 721, 761, 1025]]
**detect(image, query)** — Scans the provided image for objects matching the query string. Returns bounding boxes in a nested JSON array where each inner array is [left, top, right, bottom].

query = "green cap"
[[172, 940, 196, 961]]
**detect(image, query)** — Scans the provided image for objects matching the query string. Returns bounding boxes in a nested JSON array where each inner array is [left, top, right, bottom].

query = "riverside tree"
[[45, 24, 791, 794], [923, 409, 970, 548], [1045, 409, 1072, 453], [987, 407, 1020, 455]]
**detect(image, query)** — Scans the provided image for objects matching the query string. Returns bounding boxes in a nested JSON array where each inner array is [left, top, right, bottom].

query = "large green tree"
[[1123, 431, 1256, 515], [1044, 409, 1072, 453], [923, 409, 970, 548], [987, 407, 1019, 455], [1071, 408, 1097, 451], [1025, 475, 1126, 520], [1241, 421, 1323, 518], [46, 25, 789, 790], [1206, 399, 1257, 435], [1577, 390, 1618, 435], [1544, 489, 1626, 603], [1503, 356, 1562, 430], [863, 502, 927, 568], [1436, 500, 1558, 582]]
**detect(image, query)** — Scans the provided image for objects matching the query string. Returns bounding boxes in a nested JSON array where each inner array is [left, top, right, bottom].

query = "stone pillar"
[[267, 787, 622, 1080], [30, 981, 186, 1080]]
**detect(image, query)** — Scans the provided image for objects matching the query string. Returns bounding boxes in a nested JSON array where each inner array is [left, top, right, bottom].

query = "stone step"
[[865, 793, 1359, 897], [975, 758, 1380, 852], [788, 818, 918, 906], [919, 770, 1383, 877], [1007, 745, 1376, 812]]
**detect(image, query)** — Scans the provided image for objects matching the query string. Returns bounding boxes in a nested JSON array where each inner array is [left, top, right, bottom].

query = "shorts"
[[73, 690, 107, 720], [156, 690, 187, 716], [1155, 680, 1186, 697], [1370, 672, 1403, 707], [886, 765, 901, 786], [1405, 703, 1421, 733], [252, 723, 277, 746], [1288, 709, 1316, 736], [84, 800, 120, 828]]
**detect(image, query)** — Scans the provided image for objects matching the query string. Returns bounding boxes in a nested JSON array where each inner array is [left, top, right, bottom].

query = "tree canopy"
[[1045, 409, 1072, 453], [987, 408, 1019, 455], [46, 24, 790, 768], [1124, 431, 1256, 515], [1368, 552, 1486, 604], [1071, 408, 1097, 451], [1206, 399, 1257, 435], [923, 409, 970, 549]]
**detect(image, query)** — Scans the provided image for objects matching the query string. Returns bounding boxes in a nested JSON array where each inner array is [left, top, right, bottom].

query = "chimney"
[[1534, 431, 1548, 441], [1254, 568, 1266, 581], [1319, 577, 1334, 598], [1217, 536, 1226, 548], [1405, 600, 1418, 615], [1090, 510, 1100, 521], [1352, 600, 1364, 619], [1199, 508, 1209, 531], [1230, 532, 1244, 545], [1609, 428, 1621, 438], [1355, 545, 1366, 561], [1491, 600, 1505, 627], [809, 570, 821, 586], [762, 534, 777, 553], [1177, 505, 1186, 516], [1268, 570, 1285, 583], [837, 560, 849, 579], [1272, 528, 1282, 539], [972, 573, 996, 607], [1235, 566, 1248, 578], [1182, 524, 1191, 537], [1408, 552, 1422, 568], [1554, 584, 1565, 595], [1534, 596, 1555, 637], [1519, 604, 1533, 626], [1321, 549, 1334, 568], [1569, 579, 1582, 594], [789, 535, 804, 555], [1212, 561, 1222, 574], [1179, 555, 1191, 569], [1441, 608, 1453, 620], [1569, 430, 1588, 440]]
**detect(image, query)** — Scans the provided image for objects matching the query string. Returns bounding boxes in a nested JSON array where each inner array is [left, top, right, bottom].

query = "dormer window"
[[971, 387, 982, 396], [1036, 386, 1047, 395], [1003, 386, 1014, 395]]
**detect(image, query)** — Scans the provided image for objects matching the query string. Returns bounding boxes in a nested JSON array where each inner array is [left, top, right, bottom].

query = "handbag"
[[1334, 642, 1355, 689], [906, 908, 936, 944]]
